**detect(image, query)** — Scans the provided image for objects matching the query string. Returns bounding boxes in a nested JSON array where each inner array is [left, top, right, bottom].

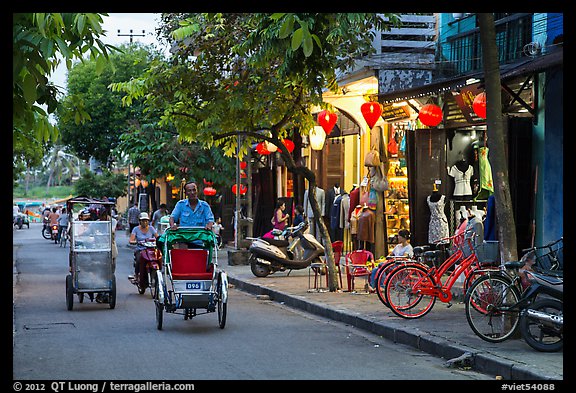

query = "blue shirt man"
[[170, 181, 214, 230]]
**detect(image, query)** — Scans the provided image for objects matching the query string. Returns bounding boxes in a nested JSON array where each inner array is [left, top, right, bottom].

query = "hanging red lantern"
[[317, 110, 337, 135], [203, 178, 213, 186], [240, 161, 247, 170], [361, 102, 382, 129], [232, 184, 247, 195], [281, 139, 295, 153], [472, 92, 487, 119], [203, 186, 217, 196], [418, 104, 443, 127], [256, 142, 271, 155]]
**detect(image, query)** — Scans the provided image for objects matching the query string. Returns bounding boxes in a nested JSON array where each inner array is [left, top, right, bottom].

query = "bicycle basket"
[[475, 240, 500, 264], [535, 240, 563, 271]]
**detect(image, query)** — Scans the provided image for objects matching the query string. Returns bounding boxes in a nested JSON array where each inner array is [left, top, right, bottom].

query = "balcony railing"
[[444, 13, 533, 75]]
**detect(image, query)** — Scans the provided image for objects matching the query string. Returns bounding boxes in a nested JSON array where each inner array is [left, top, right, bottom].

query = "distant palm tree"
[[43, 147, 82, 195]]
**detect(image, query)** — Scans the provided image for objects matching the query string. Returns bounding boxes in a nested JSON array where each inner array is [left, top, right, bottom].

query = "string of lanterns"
[[253, 88, 486, 156]]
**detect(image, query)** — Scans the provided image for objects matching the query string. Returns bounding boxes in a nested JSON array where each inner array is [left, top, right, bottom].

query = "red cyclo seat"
[[170, 249, 213, 280]]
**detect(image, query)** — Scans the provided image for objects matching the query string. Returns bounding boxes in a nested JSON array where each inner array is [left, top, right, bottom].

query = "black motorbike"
[[247, 222, 325, 278]]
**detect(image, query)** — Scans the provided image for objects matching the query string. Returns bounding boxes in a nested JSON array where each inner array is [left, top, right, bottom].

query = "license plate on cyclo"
[[186, 281, 203, 290]]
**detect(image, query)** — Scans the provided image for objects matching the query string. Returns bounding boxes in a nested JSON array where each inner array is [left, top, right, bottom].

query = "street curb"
[[228, 276, 560, 381]]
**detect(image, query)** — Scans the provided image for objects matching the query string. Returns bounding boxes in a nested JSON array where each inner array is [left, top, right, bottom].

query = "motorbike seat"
[[170, 249, 213, 280], [265, 239, 290, 248]]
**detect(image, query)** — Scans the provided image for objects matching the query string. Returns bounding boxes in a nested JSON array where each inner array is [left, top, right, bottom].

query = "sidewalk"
[[217, 247, 563, 381]]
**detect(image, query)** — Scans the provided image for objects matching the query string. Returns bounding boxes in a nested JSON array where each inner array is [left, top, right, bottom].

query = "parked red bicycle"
[[381, 233, 498, 319]]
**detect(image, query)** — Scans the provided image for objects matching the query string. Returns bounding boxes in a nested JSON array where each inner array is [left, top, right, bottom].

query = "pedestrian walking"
[[151, 203, 168, 231], [127, 203, 141, 233]]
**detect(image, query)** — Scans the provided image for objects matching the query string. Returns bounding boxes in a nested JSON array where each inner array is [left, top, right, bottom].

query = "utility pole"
[[117, 29, 145, 44]]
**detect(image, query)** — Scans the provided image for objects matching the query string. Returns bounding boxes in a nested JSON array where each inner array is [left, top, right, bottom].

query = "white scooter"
[[247, 221, 325, 277]]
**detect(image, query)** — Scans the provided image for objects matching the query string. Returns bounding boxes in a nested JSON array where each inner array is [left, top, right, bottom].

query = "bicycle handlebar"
[[521, 237, 562, 253]]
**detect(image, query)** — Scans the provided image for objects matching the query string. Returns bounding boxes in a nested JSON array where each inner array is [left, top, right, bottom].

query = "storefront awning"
[[377, 49, 563, 104]]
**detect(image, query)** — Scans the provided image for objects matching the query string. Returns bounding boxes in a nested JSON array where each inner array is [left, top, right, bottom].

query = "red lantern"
[[256, 142, 271, 155], [281, 139, 295, 153], [472, 92, 487, 119], [203, 178, 213, 186], [203, 186, 217, 196], [232, 184, 247, 195], [317, 110, 337, 135], [240, 161, 247, 170], [361, 102, 382, 129], [418, 104, 443, 127]]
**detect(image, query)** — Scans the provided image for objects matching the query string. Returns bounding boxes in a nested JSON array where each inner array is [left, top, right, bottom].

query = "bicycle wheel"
[[385, 265, 436, 319], [519, 298, 563, 352], [376, 261, 421, 308], [465, 274, 521, 343], [374, 261, 397, 307]]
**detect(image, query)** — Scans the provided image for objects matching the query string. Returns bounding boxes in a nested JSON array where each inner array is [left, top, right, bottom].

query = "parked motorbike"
[[129, 238, 162, 297], [248, 221, 325, 277], [518, 267, 563, 352]]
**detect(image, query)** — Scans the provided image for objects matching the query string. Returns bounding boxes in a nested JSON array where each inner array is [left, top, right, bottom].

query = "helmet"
[[139, 212, 150, 221], [80, 208, 91, 219]]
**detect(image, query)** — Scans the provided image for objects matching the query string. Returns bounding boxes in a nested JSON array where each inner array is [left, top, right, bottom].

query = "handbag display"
[[369, 164, 389, 192], [364, 149, 380, 167]]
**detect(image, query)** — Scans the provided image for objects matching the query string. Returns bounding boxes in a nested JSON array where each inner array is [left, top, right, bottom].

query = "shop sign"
[[381, 103, 410, 122], [453, 85, 486, 125]]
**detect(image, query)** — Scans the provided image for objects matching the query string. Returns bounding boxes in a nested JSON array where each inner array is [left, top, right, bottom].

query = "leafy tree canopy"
[[111, 13, 400, 157], [73, 169, 127, 199], [56, 43, 162, 166], [13, 13, 118, 181]]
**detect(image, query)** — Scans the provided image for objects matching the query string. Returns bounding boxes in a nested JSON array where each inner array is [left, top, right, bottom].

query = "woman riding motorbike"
[[128, 212, 159, 282]]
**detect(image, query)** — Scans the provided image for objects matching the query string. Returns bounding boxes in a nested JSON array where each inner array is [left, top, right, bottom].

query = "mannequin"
[[448, 158, 474, 199], [325, 183, 341, 217], [465, 207, 484, 250], [357, 205, 375, 254], [349, 205, 363, 250], [427, 185, 448, 244], [330, 193, 344, 241], [348, 186, 360, 222], [470, 205, 484, 219], [303, 186, 325, 238]]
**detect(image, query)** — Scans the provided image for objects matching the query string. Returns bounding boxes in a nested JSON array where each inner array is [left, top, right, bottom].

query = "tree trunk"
[[478, 13, 518, 263], [283, 153, 337, 291]]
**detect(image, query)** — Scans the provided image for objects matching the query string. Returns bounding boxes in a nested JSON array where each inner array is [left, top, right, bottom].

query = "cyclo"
[[154, 227, 228, 330], [65, 196, 117, 310]]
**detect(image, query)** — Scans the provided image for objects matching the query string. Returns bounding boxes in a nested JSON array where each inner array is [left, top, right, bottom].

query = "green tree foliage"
[[73, 170, 127, 199], [114, 124, 236, 190], [56, 43, 161, 166], [13, 13, 118, 181], [111, 13, 400, 291]]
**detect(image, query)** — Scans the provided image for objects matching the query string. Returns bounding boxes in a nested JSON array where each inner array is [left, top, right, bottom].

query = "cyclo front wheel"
[[217, 272, 227, 329], [465, 273, 521, 343], [385, 265, 436, 319]]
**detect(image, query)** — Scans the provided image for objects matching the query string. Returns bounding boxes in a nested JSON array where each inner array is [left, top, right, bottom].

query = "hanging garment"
[[349, 207, 362, 235], [475, 147, 494, 201], [427, 194, 449, 244], [484, 195, 497, 241], [357, 208, 375, 243], [448, 164, 474, 197]]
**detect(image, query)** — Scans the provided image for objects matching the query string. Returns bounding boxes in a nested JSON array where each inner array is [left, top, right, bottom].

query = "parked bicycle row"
[[368, 233, 563, 352], [250, 219, 563, 353]]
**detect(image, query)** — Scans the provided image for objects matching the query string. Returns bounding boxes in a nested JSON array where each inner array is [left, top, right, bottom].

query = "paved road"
[[13, 224, 494, 381]]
